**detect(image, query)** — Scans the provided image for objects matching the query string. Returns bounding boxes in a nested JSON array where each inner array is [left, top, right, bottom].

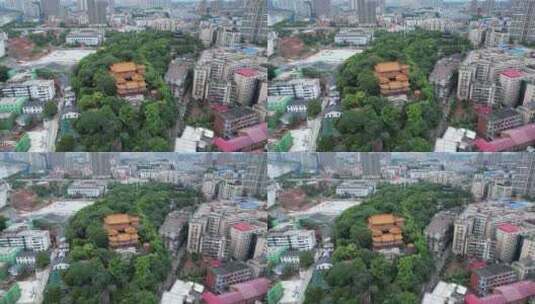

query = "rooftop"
[[210, 261, 250, 276], [473, 264, 514, 278], [232, 222, 254, 232], [474, 123, 535, 152], [497, 223, 520, 233], [375, 61, 408, 73], [110, 62, 142, 73], [235, 68, 258, 78], [500, 69, 524, 78]]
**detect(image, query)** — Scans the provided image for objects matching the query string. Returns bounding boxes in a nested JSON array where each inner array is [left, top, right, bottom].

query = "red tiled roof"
[[494, 280, 535, 302], [497, 223, 520, 233], [201, 278, 270, 304], [464, 293, 506, 304], [230, 278, 270, 300], [213, 123, 267, 152], [474, 123, 535, 152], [500, 69, 524, 78], [202, 291, 240, 304], [235, 68, 258, 77], [464, 281, 535, 304], [232, 222, 254, 232]]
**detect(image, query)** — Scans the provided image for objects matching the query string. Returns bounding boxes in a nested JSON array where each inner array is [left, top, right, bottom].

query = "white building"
[[335, 181, 375, 197], [65, 30, 104, 46], [160, 279, 204, 304], [269, 79, 321, 100], [67, 181, 106, 198], [422, 281, 467, 304], [267, 228, 316, 252], [434, 127, 476, 152], [0, 229, 51, 251], [1, 79, 56, 102], [334, 29, 373, 46]]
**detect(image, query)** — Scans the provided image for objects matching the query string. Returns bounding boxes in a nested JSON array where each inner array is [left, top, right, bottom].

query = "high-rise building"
[[513, 153, 535, 198], [357, 0, 377, 25], [243, 155, 267, 197], [241, 0, 267, 44], [510, 0, 535, 44], [230, 222, 265, 261], [234, 68, 259, 106], [312, 0, 330, 17], [41, 0, 60, 18], [361, 153, 381, 178], [78, 0, 88, 11], [90, 153, 112, 176], [495, 223, 522, 263], [88, 0, 107, 24]]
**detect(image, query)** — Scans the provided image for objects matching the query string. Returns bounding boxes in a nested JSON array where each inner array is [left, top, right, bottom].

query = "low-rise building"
[[478, 108, 524, 140], [335, 180, 375, 197], [422, 281, 467, 304], [67, 180, 106, 198], [1, 80, 55, 102], [213, 122, 267, 152], [205, 262, 254, 294], [65, 30, 104, 46], [174, 126, 214, 152], [465, 280, 535, 304], [267, 228, 316, 252], [434, 127, 476, 152], [334, 28, 373, 46], [268, 79, 321, 100], [202, 278, 270, 304], [471, 264, 518, 296], [213, 107, 260, 139], [0, 228, 50, 251], [474, 123, 535, 152]]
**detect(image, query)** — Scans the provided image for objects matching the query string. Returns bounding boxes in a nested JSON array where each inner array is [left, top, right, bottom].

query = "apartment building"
[[268, 79, 321, 100], [205, 262, 254, 294], [267, 228, 316, 252], [495, 223, 523, 263], [471, 264, 518, 296], [213, 107, 260, 138], [1, 79, 56, 102], [65, 30, 104, 46], [67, 180, 106, 198], [0, 228, 50, 251], [478, 108, 523, 139]]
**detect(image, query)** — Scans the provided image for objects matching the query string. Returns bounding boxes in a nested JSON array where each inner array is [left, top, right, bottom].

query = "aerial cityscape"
[[0, 0, 533, 303], [268, 0, 535, 152], [0, 0, 267, 152], [0, 152, 529, 303]]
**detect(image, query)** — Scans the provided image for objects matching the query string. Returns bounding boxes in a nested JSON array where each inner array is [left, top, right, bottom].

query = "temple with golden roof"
[[109, 62, 147, 97], [104, 214, 140, 249], [368, 213, 405, 251], [374, 61, 410, 96]]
